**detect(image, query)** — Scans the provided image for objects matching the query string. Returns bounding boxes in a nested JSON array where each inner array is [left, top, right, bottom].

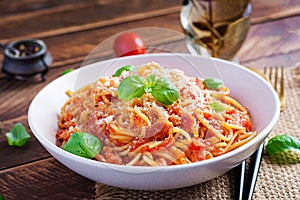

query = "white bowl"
[[28, 53, 280, 190]]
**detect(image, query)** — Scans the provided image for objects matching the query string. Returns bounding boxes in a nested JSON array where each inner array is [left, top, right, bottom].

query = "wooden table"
[[1, 0, 299, 199]]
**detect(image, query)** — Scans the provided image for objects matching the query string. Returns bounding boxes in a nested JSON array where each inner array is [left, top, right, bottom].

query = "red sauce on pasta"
[[56, 62, 256, 166]]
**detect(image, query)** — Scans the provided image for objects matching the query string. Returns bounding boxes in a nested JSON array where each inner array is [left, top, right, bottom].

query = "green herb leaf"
[[266, 134, 300, 154], [112, 65, 135, 77], [117, 76, 145, 100], [61, 68, 74, 76], [117, 73, 180, 105], [63, 132, 103, 159], [204, 78, 224, 89], [144, 74, 156, 93], [266, 134, 300, 164], [210, 102, 224, 113], [6, 123, 31, 147], [151, 77, 180, 105], [0, 194, 4, 200]]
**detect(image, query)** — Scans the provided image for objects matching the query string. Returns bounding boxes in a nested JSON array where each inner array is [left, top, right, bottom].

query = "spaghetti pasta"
[[56, 62, 256, 166]]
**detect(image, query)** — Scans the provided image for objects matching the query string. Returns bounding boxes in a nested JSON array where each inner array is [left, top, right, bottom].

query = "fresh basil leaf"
[[266, 134, 300, 155], [144, 74, 156, 93], [117, 76, 145, 100], [112, 65, 135, 77], [61, 68, 74, 76], [63, 132, 103, 159], [266, 134, 300, 164], [151, 77, 180, 105], [151, 89, 180, 105], [204, 78, 224, 89], [0, 194, 4, 200], [210, 102, 224, 113], [6, 123, 31, 147], [117, 75, 180, 105]]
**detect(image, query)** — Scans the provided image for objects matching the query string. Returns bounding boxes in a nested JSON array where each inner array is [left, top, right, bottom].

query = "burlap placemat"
[[252, 66, 300, 200], [95, 66, 300, 200]]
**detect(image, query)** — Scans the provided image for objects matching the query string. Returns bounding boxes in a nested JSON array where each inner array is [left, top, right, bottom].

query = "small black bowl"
[[2, 39, 52, 81]]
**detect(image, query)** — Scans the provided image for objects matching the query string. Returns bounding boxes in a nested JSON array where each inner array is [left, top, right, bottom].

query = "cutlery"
[[236, 66, 285, 200]]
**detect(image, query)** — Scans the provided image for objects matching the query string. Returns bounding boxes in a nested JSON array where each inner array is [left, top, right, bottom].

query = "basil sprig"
[[204, 78, 224, 89], [112, 65, 135, 77], [144, 74, 156, 92], [117, 76, 145, 100], [6, 123, 31, 147], [117, 74, 180, 106], [151, 77, 180, 105], [63, 132, 103, 159], [266, 134, 300, 164]]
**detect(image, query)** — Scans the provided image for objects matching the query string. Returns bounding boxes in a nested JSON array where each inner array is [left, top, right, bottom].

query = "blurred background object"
[[2, 39, 52, 81], [180, 0, 251, 60]]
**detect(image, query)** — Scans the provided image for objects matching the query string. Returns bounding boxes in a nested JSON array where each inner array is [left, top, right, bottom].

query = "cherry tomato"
[[113, 32, 146, 57]]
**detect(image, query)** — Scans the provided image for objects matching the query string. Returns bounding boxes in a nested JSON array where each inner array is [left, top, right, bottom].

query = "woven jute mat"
[[95, 66, 300, 200]]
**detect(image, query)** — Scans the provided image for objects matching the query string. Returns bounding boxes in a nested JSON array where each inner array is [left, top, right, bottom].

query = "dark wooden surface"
[[0, 0, 300, 199]]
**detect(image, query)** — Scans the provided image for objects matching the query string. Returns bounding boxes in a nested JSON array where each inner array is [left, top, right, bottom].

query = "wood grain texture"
[[0, 63, 81, 120], [1, 12, 299, 76], [0, 115, 49, 170], [0, 158, 95, 199], [0, 0, 96, 17], [241, 49, 300, 69], [251, 0, 300, 22], [238, 15, 300, 67], [2, 0, 300, 43], [0, 0, 181, 42], [0, 13, 184, 80]]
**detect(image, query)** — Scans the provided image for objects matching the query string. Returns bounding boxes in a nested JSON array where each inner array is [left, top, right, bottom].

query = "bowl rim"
[[28, 53, 281, 172]]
